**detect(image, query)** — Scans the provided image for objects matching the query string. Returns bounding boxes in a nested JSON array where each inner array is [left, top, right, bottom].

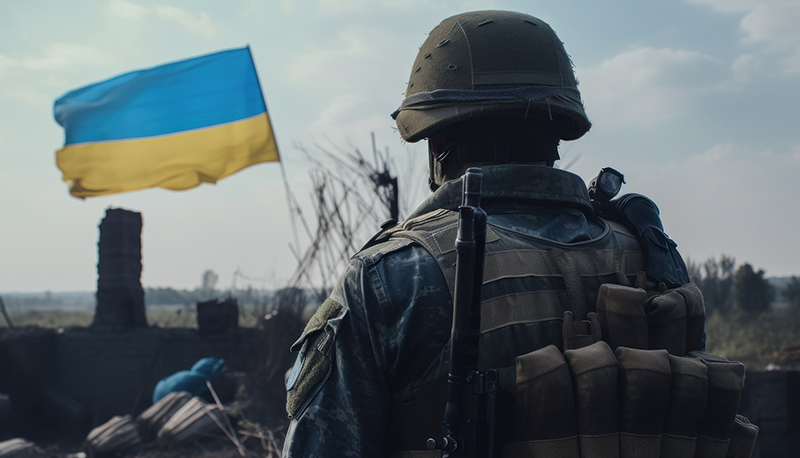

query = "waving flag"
[[54, 47, 279, 198]]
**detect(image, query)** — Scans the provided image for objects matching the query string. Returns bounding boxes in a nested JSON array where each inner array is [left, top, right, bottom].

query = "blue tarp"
[[152, 357, 227, 404]]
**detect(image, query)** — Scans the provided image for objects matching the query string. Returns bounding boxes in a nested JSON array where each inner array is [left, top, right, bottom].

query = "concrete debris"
[[83, 415, 142, 458], [0, 439, 36, 458], [157, 396, 227, 448], [81, 395, 230, 455], [137, 391, 192, 442]]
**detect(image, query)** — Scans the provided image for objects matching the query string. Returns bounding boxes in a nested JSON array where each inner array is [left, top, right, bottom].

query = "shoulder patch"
[[286, 298, 343, 418], [356, 236, 415, 260], [358, 209, 453, 253], [402, 208, 451, 229]]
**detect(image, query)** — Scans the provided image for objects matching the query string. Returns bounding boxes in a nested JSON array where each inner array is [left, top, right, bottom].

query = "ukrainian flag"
[[54, 47, 279, 198]]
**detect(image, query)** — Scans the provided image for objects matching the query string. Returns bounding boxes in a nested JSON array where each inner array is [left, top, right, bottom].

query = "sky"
[[1, 0, 799, 293]]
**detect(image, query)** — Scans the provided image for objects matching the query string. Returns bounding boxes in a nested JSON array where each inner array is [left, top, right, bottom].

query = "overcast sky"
[[1, 0, 799, 293]]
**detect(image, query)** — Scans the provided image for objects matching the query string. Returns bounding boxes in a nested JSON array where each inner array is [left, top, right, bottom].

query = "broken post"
[[92, 208, 147, 330]]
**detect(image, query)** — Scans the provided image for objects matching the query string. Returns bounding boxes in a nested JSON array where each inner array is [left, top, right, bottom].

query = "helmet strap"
[[428, 140, 440, 192], [427, 141, 449, 192], [427, 134, 458, 192]]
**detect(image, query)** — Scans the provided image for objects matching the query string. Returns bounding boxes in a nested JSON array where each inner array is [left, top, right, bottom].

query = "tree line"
[[687, 255, 800, 315]]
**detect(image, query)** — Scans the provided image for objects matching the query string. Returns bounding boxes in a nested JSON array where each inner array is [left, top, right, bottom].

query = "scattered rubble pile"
[[0, 438, 36, 458], [138, 392, 192, 442], [83, 391, 229, 457], [0, 392, 242, 457], [84, 416, 141, 458]]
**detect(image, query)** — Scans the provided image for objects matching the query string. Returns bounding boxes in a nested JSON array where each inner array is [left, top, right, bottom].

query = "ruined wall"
[[4, 326, 799, 456], [739, 370, 800, 458], [55, 327, 262, 423], [0, 327, 265, 438]]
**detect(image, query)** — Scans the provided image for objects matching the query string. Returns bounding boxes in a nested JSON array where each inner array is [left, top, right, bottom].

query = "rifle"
[[427, 168, 508, 457]]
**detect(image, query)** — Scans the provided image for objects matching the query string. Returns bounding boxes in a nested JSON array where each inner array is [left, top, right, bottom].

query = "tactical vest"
[[370, 207, 644, 455]]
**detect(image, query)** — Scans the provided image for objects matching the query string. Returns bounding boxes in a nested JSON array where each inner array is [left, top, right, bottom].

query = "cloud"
[[684, 0, 754, 13], [152, 6, 217, 38], [307, 94, 391, 142], [0, 43, 110, 104], [283, 27, 371, 88], [105, 0, 218, 38], [0, 43, 109, 82], [19, 43, 110, 71], [278, 0, 296, 13], [0, 43, 109, 77], [577, 47, 740, 128], [107, 0, 147, 20], [686, 0, 800, 74], [731, 53, 757, 83], [315, 0, 369, 14], [0, 83, 52, 105], [0, 55, 17, 78], [282, 25, 408, 141], [285, 0, 461, 14], [378, 0, 496, 11]]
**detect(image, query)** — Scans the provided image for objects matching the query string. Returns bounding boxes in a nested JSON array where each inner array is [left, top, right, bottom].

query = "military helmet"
[[392, 10, 591, 143]]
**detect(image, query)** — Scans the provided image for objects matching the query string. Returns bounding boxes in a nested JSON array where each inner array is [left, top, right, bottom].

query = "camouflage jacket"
[[283, 164, 646, 457]]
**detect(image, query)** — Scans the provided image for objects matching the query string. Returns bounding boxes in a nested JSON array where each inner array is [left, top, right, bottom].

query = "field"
[[1, 306, 264, 329], [705, 306, 800, 370]]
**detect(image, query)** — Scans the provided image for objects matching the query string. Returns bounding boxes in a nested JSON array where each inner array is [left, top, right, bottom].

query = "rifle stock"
[[429, 168, 506, 458]]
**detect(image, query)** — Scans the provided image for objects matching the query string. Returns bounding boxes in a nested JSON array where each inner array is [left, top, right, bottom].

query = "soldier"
[[283, 10, 691, 457]]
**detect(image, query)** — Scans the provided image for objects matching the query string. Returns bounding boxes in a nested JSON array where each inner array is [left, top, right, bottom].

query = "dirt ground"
[[26, 436, 283, 458]]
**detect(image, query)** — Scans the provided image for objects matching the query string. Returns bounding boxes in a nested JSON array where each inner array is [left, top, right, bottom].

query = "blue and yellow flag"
[[54, 47, 279, 197]]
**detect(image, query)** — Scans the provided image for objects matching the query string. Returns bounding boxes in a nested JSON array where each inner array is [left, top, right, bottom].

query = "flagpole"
[[247, 44, 302, 260]]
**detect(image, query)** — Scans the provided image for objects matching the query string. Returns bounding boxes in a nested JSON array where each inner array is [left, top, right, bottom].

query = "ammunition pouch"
[[508, 345, 578, 457], [662, 355, 708, 458], [616, 347, 672, 458], [691, 351, 747, 458], [500, 340, 754, 458], [564, 341, 619, 458]]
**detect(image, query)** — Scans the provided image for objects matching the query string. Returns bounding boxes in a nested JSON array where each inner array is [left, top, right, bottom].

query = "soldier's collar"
[[407, 164, 593, 219]]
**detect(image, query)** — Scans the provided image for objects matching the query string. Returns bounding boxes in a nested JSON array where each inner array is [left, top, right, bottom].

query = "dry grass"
[[2, 309, 93, 328], [1, 307, 264, 329], [705, 306, 800, 369]]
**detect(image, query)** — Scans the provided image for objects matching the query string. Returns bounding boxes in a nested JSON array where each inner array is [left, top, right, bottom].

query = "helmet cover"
[[393, 10, 591, 143]]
